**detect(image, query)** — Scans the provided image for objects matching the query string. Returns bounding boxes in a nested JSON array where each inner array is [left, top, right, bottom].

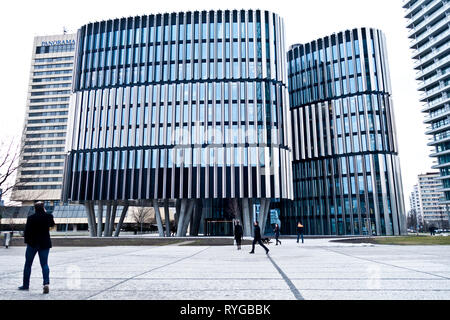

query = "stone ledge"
[[9, 237, 254, 247]]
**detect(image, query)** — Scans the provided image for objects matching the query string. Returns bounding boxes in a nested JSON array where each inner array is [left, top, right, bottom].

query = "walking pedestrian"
[[296, 221, 304, 244], [18, 201, 55, 294], [234, 220, 243, 250], [273, 223, 281, 245], [171, 224, 177, 237], [3, 231, 11, 249], [249, 221, 269, 254]]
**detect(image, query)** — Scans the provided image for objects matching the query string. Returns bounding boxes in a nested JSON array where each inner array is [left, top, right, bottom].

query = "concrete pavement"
[[1, 238, 450, 300]]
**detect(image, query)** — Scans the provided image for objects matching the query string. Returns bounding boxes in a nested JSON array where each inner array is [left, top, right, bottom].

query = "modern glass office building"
[[286, 28, 406, 235], [403, 0, 450, 203], [11, 34, 76, 206], [62, 10, 293, 236]]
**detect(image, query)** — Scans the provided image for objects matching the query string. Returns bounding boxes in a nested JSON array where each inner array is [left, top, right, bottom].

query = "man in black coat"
[[249, 221, 269, 254], [234, 220, 243, 250], [296, 221, 304, 243], [18, 201, 55, 294]]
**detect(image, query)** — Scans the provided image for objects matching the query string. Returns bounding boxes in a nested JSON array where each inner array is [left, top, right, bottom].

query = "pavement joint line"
[[323, 248, 450, 281], [275, 288, 450, 292], [266, 254, 304, 300], [0, 245, 167, 280], [84, 246, 211, 300], [0, 288, 297, 293]]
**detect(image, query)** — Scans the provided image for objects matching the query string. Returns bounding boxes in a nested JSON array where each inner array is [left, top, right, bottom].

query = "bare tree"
[[224, 199, 240, 220], [0, 205, 4, 231], [0, 135, 50, 206], [407, 209, 418, 230], [0, 139, 22, 198], [132, 206, 154, 234]]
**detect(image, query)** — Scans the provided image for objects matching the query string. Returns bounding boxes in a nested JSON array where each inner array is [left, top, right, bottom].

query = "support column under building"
[[97, 202, 103, 237], [259, 199, 271, 236], [242, 198, 252, 237], [176, 199, 188, 237], [164, 200, 171, 237], [108, 204, 117, 237], [181, 200, 195, 236], [175, 199, 181, 227], [89, 202, 97, 237], [114, 205, 129, 237], [177, 199, 195, 237], [190, 199, 203, 236], [104, 203, 112, 237], [84, 202, 96, 237], [153, 199, 165, 237], [258, 199, 266, 233]]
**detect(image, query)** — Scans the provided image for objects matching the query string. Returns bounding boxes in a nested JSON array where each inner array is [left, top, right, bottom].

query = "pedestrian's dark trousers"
[[275, 235, 281, 244], [236, 238, 242, 248], [23, 245, 50, 288], [297, 233, 304, 243], [252, 239, 269, 252]]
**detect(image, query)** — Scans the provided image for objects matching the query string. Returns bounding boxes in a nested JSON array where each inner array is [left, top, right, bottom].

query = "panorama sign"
[[41, 39, 75, 46]]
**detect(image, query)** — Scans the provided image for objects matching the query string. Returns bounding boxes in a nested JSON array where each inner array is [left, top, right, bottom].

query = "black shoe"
[[249, 251, 254, 254], [43, 285, 49, 294], [18, 286, 29, 291]]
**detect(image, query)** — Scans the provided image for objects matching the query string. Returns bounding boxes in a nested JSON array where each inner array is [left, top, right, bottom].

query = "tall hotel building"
[[287, 28, 406, 235], [62, 10, 293, 236], [403, 0, 450, 202], [11, 34, 76, 206]]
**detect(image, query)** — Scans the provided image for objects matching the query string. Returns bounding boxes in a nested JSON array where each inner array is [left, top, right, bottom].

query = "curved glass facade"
[[62, 10, 293, 203], [286, 28, 406, 235]]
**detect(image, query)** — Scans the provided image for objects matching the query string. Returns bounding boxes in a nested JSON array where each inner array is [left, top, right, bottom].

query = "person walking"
[[273, 223, 281, 245], [18, 201, 55, 294], [296, 221, 304, 244], [249, 221, 269, 254], [234, 220, 243, 250], [3, 231, 11, 249]]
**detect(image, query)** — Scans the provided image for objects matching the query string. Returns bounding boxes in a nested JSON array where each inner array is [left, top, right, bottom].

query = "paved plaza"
[[1, 238, 450, 300]]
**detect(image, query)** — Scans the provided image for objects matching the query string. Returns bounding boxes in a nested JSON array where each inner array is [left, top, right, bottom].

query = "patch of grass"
[[373, 235, 450, 245]]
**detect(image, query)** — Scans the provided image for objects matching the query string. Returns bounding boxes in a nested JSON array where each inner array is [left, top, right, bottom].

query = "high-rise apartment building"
[[409, 183, 423, 223], [287, 28, 406, 236], [411, 172, 449, 227], [11, 34, 76, 206], [403, 0, 450, 202]]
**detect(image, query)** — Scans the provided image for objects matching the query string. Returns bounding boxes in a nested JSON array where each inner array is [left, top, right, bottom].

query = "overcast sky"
[[0, 0, 434, 208]]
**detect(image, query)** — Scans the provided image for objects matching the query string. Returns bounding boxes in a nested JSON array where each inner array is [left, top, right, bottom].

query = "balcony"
[[418, 67, 450, 90], [417, 54, 450, 79], [432, 161, 450, 169], [427, 129, 450, 146], [412, 28, 450, 58], [420, 81, 450, 102], [424, 106, 450, 123], [425, 119, 450, 135], [405, 0, 434, 21], [408, 2, 449, 38], [414, 41, 450, 69], [411, 18, 449, 47], [422, 94, 450, 112]]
